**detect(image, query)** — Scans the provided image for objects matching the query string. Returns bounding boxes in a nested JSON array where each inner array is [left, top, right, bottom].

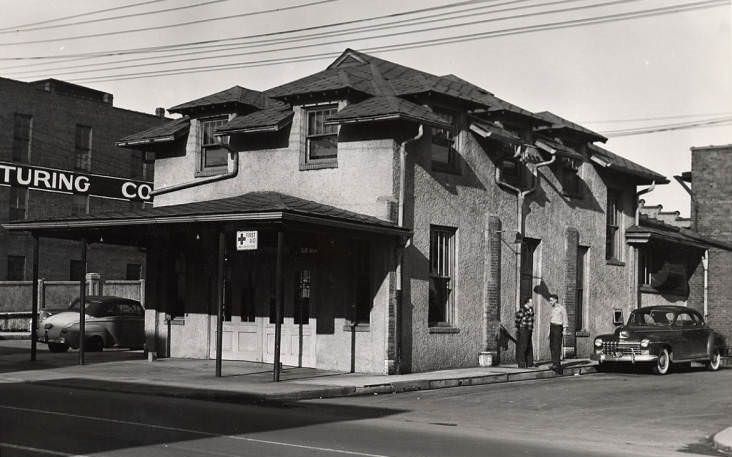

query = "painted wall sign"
[[0, 161, 153, 202], [236, 231, 258, 251]]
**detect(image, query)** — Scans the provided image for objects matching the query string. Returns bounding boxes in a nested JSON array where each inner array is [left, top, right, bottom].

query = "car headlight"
[[594, 338, 603, 348], [640, 338, 650, 348]]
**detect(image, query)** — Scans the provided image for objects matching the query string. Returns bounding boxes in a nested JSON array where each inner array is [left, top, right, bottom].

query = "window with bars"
[[638, 248, 658, 287], [75, 125, 92, 171], [6, 255, 25, 281], [199, 116, 229, 173], [306, 106, 338, 161], [429, 226, 457, 327], [8, 186, 27, 221], [431, 110, 460, 174], [12, 113, 32, 163], [606, 190, 623, 261]]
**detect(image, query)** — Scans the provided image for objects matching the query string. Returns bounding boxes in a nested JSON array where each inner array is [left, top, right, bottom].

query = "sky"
[[0, 0, 730, 216]]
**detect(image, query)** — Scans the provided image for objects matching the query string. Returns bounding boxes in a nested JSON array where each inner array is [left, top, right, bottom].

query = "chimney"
[[155, 107, 166, 118]]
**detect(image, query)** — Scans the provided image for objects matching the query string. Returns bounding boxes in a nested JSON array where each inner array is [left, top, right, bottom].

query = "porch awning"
[[2, 191, 411, 238], [626, 216, 732, 250], [116, 117, 190, 147]]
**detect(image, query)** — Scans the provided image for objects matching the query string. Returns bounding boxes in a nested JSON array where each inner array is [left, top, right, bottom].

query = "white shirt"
[[550, 303, 568, 330]]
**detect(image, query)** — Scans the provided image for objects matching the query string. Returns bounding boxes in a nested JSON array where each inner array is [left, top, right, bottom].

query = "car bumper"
[[592, 353, 657, 363], [38, 334, 66, 345]]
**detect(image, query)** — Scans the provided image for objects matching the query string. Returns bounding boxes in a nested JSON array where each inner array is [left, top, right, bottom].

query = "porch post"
[[273, 230, 285, 382], [215, 230, 225, 377], [30, 234, 39, 361], [79, 238, 87, 365]]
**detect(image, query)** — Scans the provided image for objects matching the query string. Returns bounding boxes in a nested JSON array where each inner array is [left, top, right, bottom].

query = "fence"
[[0, 274, 144, 331]]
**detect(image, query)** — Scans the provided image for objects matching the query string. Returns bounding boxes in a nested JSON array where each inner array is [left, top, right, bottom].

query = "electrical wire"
[[582, 111, 732, 124], [600, 116, 732, 137], [0, 0, 168, 32], [64, 0, 727, 84], [0, 0, 232, 35], [0, 0, 342, 47], [8, 0, 597, 78]]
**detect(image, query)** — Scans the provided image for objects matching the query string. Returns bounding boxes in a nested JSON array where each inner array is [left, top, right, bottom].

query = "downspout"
[[151, 148, 238, 197], [634, 182, 656, 309], [674, 175, 708, 316], [495, 146, 556, 313], [395, 124, 423, 373]]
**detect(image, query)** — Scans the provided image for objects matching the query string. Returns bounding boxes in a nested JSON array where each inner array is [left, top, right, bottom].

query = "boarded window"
[[75, 125, 92, 171], [12, 113, 32, 162]]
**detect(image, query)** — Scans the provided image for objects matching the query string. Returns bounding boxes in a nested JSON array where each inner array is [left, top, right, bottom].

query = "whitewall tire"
[[653, 348, 671, 375]]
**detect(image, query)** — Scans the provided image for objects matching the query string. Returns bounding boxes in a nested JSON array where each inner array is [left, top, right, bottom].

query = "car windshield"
[[68, 299, 106, 317], [628, 309, 675, 327]]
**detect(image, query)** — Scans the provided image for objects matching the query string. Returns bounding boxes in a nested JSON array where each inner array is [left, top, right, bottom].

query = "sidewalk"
[[0, 346, 598, 402]]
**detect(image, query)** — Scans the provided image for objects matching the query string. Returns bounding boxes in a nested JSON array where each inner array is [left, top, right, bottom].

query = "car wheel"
[[706, 348, 721, 371], [48, 343, 69, 353], [86, 336, 104, 352], [653, 348, 671, 375]]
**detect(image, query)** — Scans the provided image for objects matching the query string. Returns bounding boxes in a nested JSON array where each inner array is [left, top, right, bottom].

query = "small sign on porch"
[[236, 231, 258, 251]]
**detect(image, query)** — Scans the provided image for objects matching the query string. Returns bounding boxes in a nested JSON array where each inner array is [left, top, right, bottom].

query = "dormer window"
[[198, 116, 229, 176], [431, 110, 460, 174], [557, 157, 582, 197], [499, 157, 523, 188], [307, 105, 338, 160]]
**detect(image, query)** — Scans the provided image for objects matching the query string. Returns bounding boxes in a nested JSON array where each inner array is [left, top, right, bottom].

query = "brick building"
[[6, 50, 725, 373], [0, 77, 165, 282]]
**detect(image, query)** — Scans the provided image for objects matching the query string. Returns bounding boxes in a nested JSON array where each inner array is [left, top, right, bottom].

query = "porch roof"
[[626, 215, 732, 250], [1, 191, 410, 237]]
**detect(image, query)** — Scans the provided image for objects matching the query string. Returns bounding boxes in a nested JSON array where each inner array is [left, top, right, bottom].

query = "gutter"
[[395, 124, 424, 373], [151, 148, 238, 197]]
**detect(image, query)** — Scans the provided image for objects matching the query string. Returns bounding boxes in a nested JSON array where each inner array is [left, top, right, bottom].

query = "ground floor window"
[[294, 270, 311, 325], [429, 226, 456, 327], [69, 259, 83, 281], [126, 263, 141, 280]]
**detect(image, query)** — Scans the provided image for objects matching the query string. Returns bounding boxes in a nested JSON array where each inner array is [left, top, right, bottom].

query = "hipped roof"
[[116, 116, 190, 147], [216, 109, 294, 134], [588, 144, 669, 185], [534, 111, 607, 142], [169, 86, 287, 114], [325, 96, 450, 128]]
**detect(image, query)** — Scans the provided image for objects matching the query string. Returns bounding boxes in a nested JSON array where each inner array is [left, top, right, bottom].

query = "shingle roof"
[[265, 66, 377, 99], [627, 215, 732, 251], [534, 136, 584, 161], [116, 116, 190, 147], [468, 118, 522, 144], [325, 96, 450, 128], [534, 111, 607, 142], [216, 109, 294, 134], [588, 144, 669, 184], [2, 191, 407, 235], [169, 86, 287, 114]]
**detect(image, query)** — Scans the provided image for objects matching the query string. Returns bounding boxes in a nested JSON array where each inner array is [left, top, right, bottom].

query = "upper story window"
[[75, 125, 92, 171], [429, 225, 457, 327], [557, 158, 582, 197], [306, 105, 338, 162], [199, 116, 229, 175], [12, 113, 32, 163], [431, 110, 460, 174], [8, 186, 27, 221], [499, 157, 524, 189], [606, 189, 624, 262]]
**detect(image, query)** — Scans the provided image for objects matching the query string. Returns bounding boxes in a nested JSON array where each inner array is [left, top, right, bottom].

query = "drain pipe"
[[151, 149, 239, 197], [495, 146, 556, 313], [395, 124, 423, 372]]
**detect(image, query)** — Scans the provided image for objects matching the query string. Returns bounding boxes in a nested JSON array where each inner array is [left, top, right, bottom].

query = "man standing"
[[548, 294, 568, 374], [515, 298, 535, 368]]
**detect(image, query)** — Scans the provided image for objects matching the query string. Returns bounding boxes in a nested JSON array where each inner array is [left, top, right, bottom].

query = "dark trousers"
[[516, 328, 533, 368], [549, 323, 563, 369]]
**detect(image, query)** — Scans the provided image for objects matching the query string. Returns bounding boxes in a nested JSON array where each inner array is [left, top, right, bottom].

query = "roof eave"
[[325, 113, 449, 129]]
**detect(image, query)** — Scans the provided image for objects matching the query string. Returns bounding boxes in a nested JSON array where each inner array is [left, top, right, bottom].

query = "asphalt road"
[[1, 366, 729, 457]]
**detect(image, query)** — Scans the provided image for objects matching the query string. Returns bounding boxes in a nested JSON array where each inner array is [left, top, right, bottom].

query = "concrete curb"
[[29, 363, 599, 404], [713, 427, 732, 455], [0, 332, 31, 340]]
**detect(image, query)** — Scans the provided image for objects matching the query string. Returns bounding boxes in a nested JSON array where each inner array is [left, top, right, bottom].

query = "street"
[[0, 350, 729, 457]]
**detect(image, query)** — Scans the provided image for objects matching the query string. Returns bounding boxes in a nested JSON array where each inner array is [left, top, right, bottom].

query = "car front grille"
[[602, 341, 641, 355]]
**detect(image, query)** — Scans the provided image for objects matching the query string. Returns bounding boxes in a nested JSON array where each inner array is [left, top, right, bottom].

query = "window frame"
[[8, 186, 28, 221], [74, 124, 92, 171], [197, 115, 230, 177], [606, 189, 624, 263], [430, 109, 461, 174], [12, 113, 32, 163], [428, 225, 458, 328], [301, 104, 339, 170]]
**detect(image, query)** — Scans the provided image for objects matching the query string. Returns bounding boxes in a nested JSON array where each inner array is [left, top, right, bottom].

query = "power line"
[[0, 0, 169, 32], [582, 111, 732, 124], [0, 0, 232, 35], [601, 116, 732, 137], [0, 0, 342, 47], [0, 0, 499, 61], [9, 0, 596, 78], [66, 0, 728, 84]]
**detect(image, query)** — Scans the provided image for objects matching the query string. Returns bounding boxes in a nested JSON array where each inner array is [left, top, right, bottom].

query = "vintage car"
[[38, 296, 145, 353], [592, 305, 725, 375]]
